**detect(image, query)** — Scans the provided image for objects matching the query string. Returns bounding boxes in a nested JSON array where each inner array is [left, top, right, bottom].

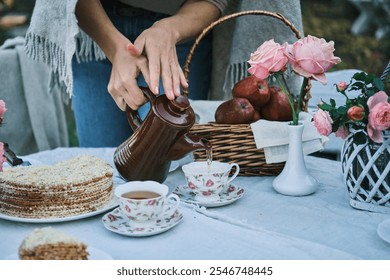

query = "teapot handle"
[[126, 87, 156, 131]]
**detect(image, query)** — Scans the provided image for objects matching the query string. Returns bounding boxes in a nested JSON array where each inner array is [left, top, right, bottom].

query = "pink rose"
[[336, 81, 347, 92], [313, 108, 333, 136], [248, 39, 288, 79], [0, 142, 5, 172], [284, 35, 341, 84], [0, 100, 6, 125], [335, 125, 349, 139], [367, 91, 390, 142], [347, 105, 365, 121]]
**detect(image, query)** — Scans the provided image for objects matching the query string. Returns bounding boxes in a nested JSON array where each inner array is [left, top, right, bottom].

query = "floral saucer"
[[173, 185, 245, 208], [102, 207, 183, 237], [377, 219, 390, 245]]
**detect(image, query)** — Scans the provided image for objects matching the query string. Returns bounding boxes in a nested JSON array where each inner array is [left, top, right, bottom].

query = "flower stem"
[[276, 74, 299, 125], [296, 77, 309, 125]]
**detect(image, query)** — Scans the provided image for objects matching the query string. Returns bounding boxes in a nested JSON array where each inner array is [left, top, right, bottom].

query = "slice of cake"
[[0, 155, 114, 218], [19, 227, 89, 260]]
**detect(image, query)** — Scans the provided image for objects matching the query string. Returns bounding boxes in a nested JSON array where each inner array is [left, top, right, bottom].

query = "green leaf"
[[350, 81, 365, 90], [372, 77, 385, 91], [318, 103, 334, 111], [337, 106, 348, 115], [365, 73, 375, 84], [330, 98, 336, 107], [353, 72, 367, 81], [366, 88, 376, 97]]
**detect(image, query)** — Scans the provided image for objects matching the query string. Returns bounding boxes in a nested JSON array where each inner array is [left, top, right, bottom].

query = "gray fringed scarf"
[[24, 0, 105, 99], [210, 0, 304, 100]]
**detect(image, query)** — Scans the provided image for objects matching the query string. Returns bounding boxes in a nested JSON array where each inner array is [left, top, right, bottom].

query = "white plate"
[[0, 196, 119, 223], [5, 246, 113, 260], [377, 219, 390, 244], [173, 185, 245, 208], [102, 207, 183, 237], [0, 160, 179, 224]]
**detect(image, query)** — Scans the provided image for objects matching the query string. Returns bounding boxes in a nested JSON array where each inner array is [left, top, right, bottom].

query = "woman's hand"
[[76, 0, 220, 110], [134, 22, 188, 100], [107, 46, 151, 111], [133, 0, 220, 100], [76, 0, 154, 111]]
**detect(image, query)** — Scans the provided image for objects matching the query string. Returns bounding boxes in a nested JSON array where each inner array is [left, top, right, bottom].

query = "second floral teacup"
[[181, 161, 240, 202]]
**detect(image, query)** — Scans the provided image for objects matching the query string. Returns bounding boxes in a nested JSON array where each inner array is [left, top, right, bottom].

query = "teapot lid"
[[154, 95, 195, 127]]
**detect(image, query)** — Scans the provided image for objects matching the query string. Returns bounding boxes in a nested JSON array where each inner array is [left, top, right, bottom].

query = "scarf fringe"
[[24, 32, 105, 101], [222, 61, 249, 96], [74, 31, 106, 63]]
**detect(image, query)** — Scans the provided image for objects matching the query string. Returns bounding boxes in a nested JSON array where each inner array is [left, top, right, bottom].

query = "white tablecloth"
[[0, 148, 389, 260]]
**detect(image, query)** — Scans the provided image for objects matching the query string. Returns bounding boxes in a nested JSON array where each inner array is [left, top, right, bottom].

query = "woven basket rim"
[[183, 9, 311, 112]]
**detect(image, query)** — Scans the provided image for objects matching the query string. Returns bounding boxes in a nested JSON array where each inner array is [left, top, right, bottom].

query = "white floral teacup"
[[181, 161, 240, 202], [115, 181, 180, 227]]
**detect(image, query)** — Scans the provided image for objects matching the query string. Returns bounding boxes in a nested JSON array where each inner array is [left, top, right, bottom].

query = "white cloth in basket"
[[250, 112, 328, 164]]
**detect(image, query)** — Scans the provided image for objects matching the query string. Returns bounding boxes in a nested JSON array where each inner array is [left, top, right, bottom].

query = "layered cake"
[[0, 155, 113, 218], [19, 227, 89, 260]]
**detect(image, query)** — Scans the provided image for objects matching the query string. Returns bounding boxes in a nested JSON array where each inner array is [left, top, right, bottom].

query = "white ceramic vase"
[[272, 123, 318, 196]]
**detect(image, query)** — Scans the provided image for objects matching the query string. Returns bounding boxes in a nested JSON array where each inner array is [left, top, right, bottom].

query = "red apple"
[[215, 98, 255, 124], [232, 75, 270, 109], [260, 86, 293, 121], [252, 110, 261, 122]]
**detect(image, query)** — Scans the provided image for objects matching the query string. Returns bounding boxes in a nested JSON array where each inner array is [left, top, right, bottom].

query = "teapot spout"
[[167, 133, 210, 160]]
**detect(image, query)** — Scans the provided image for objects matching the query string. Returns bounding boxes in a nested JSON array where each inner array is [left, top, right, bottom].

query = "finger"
[[127, 43, 140, 57], [107, 75, 127, 111], [159, 53, 176, 100], [108, 89, 127, 111], [148, 55, 161, 96], [161, 66, 174, 100], [171, 51, 185, 96], [134, 37, 146, 56], [170, 62, 181, 97], [137, 56, 152, 93], [122, 80, 147, 110], [179, 67, 189, 90], [111, 91, 127, 111], [118, 98, 127, 111]]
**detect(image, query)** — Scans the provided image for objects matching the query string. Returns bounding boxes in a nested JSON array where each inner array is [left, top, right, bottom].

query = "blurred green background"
[[1, 0, 390, 146]]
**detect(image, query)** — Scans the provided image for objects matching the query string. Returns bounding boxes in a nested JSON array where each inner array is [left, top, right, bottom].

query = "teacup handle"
[[162, 193, 180, 218], [226, 163, 240, 185]]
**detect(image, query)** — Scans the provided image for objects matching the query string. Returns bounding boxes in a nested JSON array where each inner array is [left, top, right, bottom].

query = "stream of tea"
[[206, 146, 212, 172]]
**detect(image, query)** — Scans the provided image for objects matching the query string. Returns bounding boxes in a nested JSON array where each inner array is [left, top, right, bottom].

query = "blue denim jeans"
[[72, 7, 212, 147]]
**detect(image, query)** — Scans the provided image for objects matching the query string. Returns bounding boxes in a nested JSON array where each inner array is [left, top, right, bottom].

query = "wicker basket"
[[183, 10, 311, 176], [341, 131, 390, 213]]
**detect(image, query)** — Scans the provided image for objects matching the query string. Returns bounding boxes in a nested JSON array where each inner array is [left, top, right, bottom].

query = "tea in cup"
[[115, 181, 180, 227], [181, 161, 240, 202]]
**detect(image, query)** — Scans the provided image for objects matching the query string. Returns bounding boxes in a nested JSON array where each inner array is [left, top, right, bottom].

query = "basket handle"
[[182, 10, 310, 111]]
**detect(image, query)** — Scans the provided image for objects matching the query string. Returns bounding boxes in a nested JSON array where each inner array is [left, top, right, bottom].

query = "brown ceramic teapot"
[[113, 87, 209, 183]]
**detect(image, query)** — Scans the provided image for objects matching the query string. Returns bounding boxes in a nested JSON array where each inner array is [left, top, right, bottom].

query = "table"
[[1, 148, 389, 260]]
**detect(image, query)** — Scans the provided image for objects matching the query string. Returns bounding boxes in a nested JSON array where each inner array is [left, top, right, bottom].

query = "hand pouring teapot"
[[114, 87, 209, 183]]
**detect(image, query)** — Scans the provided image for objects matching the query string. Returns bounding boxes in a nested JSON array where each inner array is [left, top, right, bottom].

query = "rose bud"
[[336, 81, 347, 92], [347, 105, 365, 121]]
